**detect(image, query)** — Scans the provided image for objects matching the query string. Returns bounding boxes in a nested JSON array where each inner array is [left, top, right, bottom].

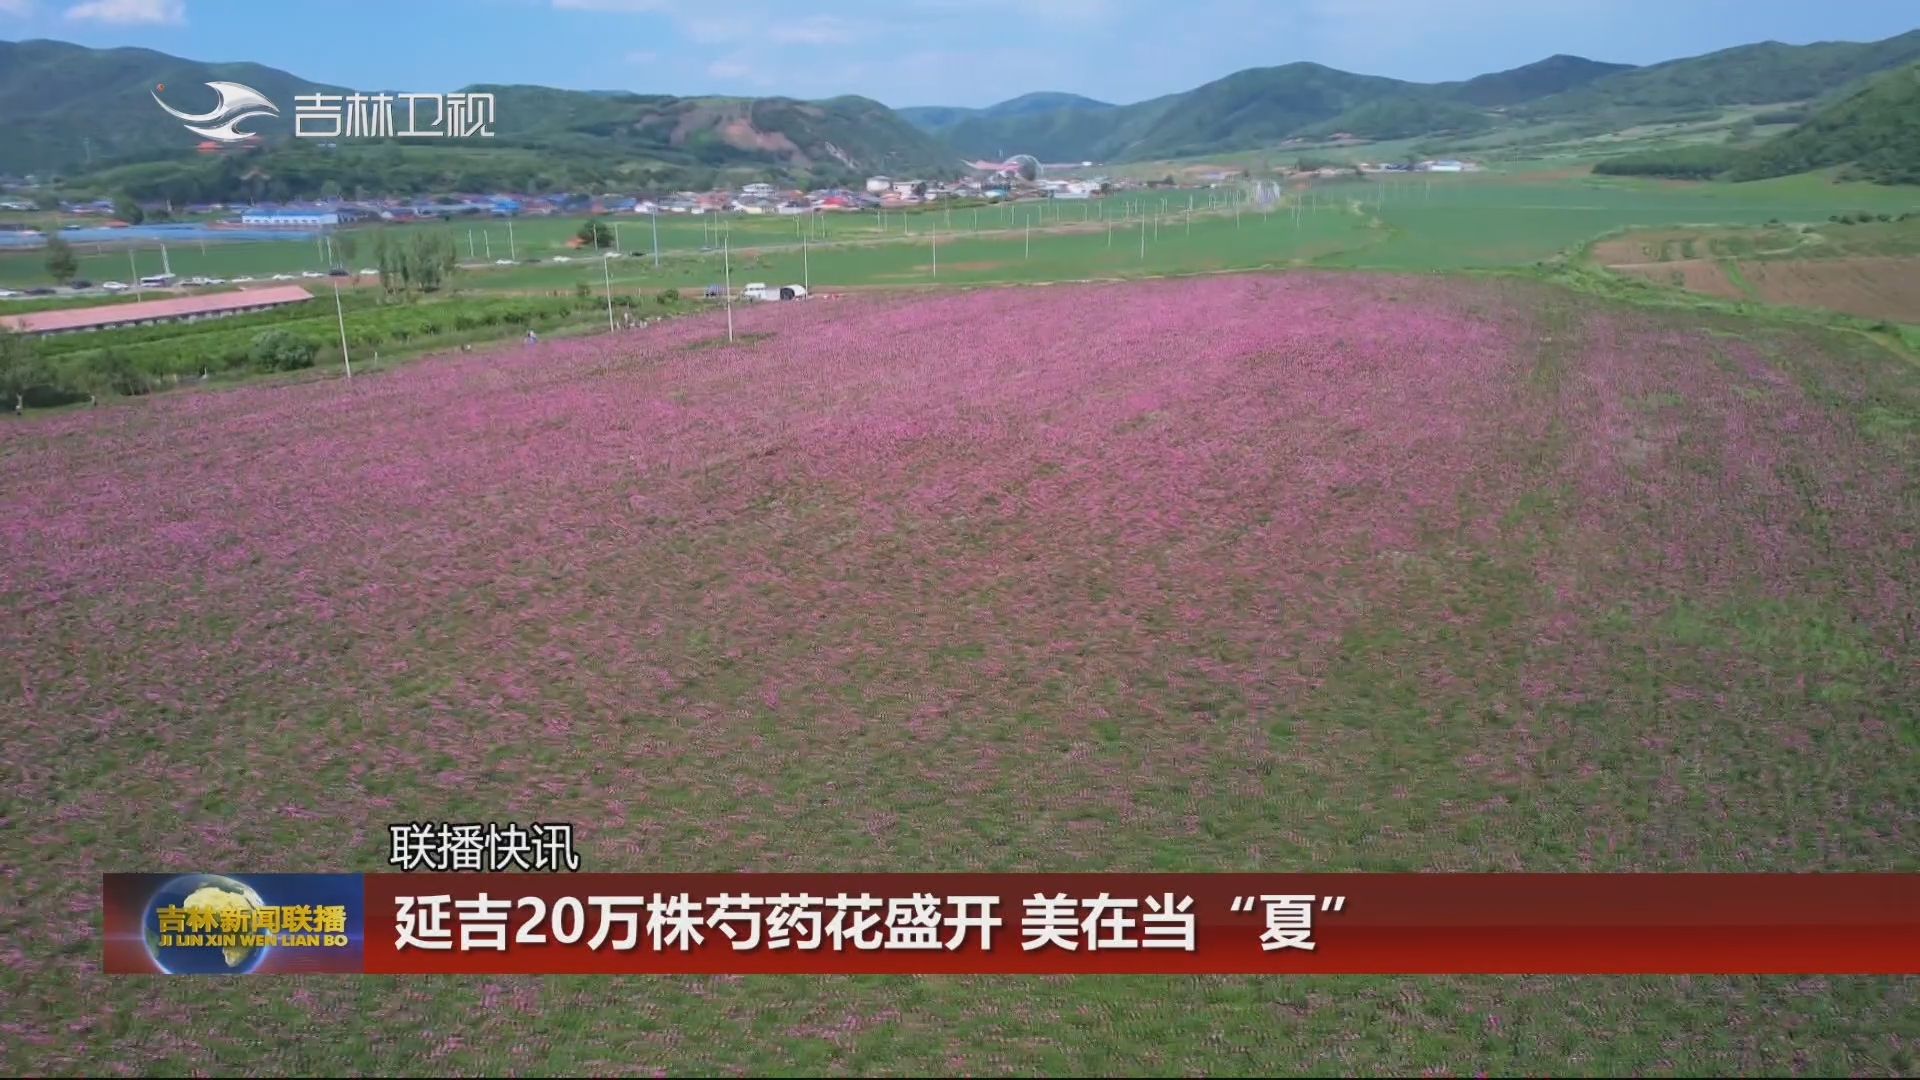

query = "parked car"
[[25, 287, 54, 296], [328, 267, 349, 277], [521, 257, 540, 263], [71, 279, 93, 289], [100, 281, 130, 292], [551, 255, 572, 263], [205, 277, 228, 285], [360, 268, 379, 276], [0, 288, 23, 298], [270, 273, 294, 281], [232, 275, 255, 283], [494, 258, 514, 265], [300, 271, 324, 279]]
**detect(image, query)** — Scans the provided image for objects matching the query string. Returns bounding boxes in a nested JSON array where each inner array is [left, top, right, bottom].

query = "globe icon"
[[142, 874, 270, 974]]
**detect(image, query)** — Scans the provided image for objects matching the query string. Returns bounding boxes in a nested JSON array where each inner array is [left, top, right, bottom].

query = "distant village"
[[3, 170, 1121, 228], [0, 155, 1478, 228]]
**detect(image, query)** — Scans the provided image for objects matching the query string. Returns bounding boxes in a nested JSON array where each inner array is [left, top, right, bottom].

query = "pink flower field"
[[4, 273, 1916, 1075]]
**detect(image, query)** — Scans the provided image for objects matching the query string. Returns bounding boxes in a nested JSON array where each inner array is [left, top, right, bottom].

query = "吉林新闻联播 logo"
[[151, 81, 280, 144]]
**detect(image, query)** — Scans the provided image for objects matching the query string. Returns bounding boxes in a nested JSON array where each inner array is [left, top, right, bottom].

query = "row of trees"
[[373, 231, 460, 295], [1591, 146, 1742, 180]]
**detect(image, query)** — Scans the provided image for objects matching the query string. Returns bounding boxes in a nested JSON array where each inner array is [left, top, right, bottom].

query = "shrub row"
[[50, 295, 590, 380], [1828, 212, 1910, 224], [10, 295, 613, 405], [1590, 146, 1741, 180], [33, 296, 385, 359]]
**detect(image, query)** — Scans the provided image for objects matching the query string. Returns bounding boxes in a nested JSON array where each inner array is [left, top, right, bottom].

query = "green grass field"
[[0, 199, 1170, 288], [8, 172, 1916, 295], [515, 175, 1920, 292]]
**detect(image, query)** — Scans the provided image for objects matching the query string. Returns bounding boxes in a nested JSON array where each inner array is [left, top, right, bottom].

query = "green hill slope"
[[1443, 54, 1636, 107], [898, 92, 1117, 138], [1728, 61, 1920, 184], [1300, 97, 1496, 141], [1116, 63, 1417, 160], [0, 39, 957, 185], [932, 97, 1178, 163], [896, 105, 980, 132], [1525, 30, 1920, 116], [0, 39, 346, 173], [466, 85, 956, 177], [980, 92, 1115, 119]]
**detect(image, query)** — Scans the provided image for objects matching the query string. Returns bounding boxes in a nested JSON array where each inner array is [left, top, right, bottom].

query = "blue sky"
[[2, 0, 1915, 109]]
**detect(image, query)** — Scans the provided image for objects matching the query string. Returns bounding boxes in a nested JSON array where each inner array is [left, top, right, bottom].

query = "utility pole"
[[603, 249, 615, 333], [332, 278, 352, 380]]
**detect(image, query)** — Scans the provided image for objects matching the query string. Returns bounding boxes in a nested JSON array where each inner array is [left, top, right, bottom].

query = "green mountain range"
[[899, 30, 1920, 164], [2, 28, 1917, 198], [0, 39, 347, 175], [0, 38, 956, 190], [1513, 31, 1920, 116], [898, 54, 1639, 162]]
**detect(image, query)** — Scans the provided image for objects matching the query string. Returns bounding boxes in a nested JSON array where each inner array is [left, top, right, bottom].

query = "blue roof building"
[[239, 208, 359, 226]]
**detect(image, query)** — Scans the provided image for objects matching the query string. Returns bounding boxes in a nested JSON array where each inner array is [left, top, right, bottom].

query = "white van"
[[742, 283, 807, 302]]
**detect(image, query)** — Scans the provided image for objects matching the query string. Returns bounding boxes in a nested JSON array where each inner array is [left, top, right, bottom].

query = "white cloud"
[[556, 0, 1087, 40], [550, 0, 667, 10], [1288, 0, 1619, 78], [769, 15, 865, 45], [65, 0, 183, 23], [682, 15, 754, 44], [0, 0, 35, 18], [911, 0, 1109, 18], [641, 10, 870, 46], [815, 45, 1078, 107]]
